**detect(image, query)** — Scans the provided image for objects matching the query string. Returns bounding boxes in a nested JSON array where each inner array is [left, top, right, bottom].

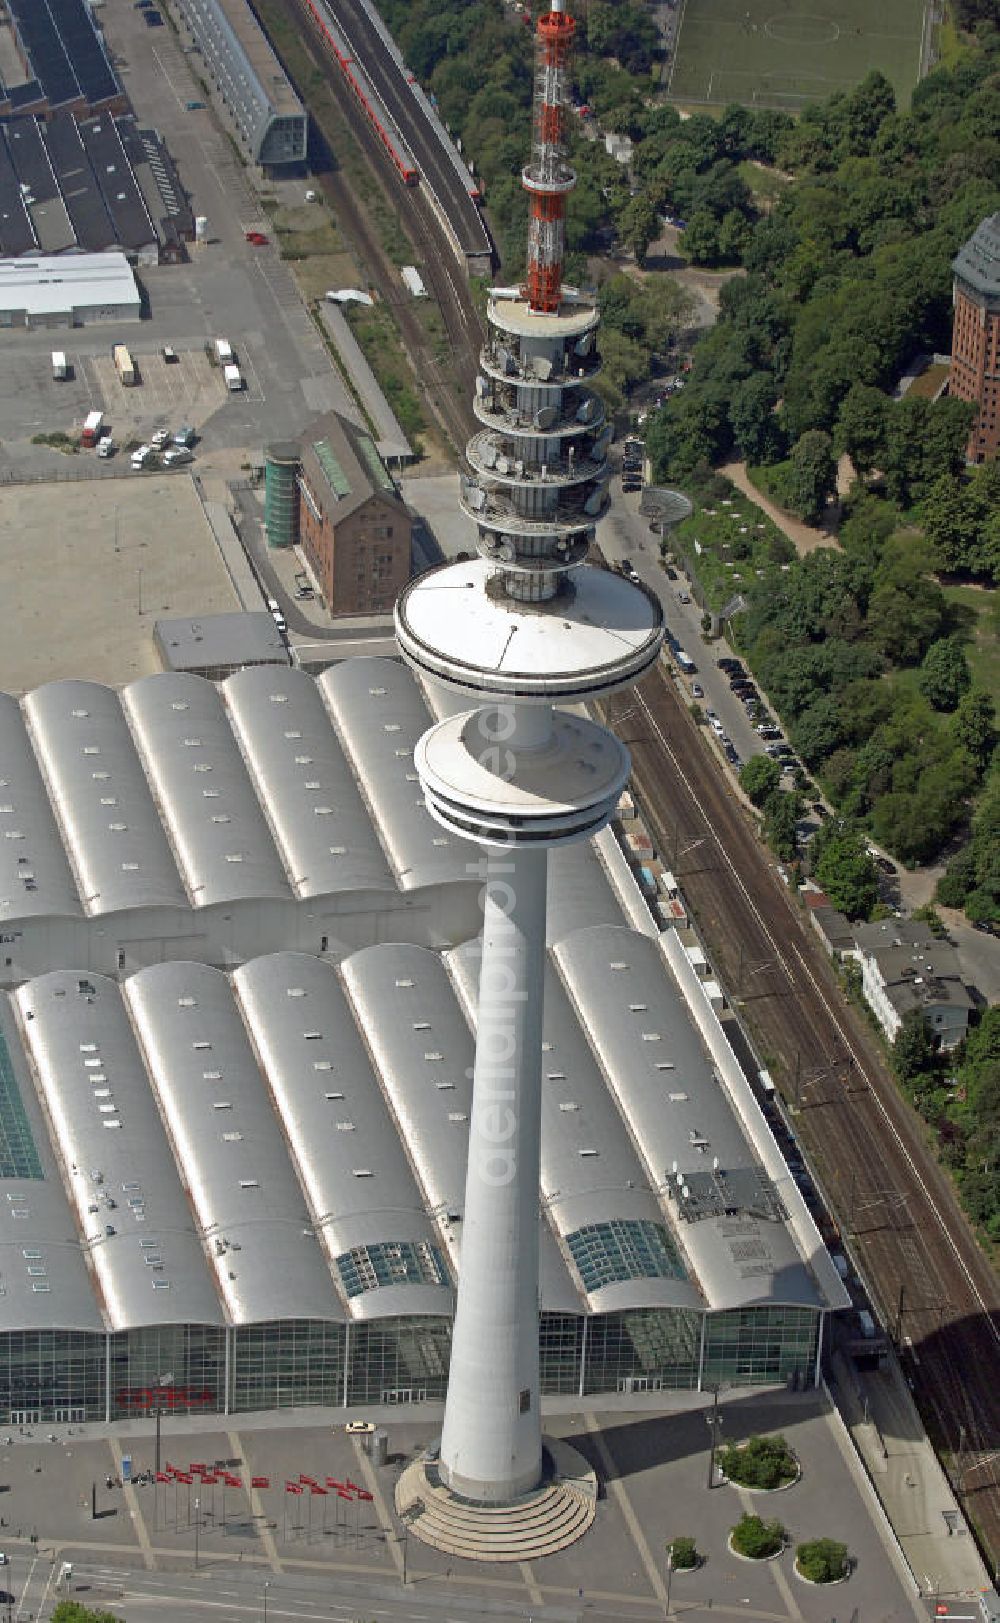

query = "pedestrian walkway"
[[829, 1349, 991, 1599], [719, 461, 839, 556]]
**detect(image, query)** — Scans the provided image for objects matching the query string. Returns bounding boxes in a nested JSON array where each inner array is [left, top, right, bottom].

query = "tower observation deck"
[[393, 0, 663, 1550]]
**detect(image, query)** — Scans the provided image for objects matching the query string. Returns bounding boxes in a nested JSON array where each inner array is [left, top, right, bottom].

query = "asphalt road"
[[600, 663, 1000, 1570]]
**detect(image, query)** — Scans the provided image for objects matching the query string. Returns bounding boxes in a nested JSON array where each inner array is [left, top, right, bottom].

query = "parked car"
[[812, 801, 830, 820], [691, 682, 704, 698], [185, 100, 206, 110], [757, 724, 782, 740], [151, 428, 170, 449], [245, 231, 269, 246], [718, 656, 743, 674], [162, 344, 178, 364], [664, 565, 678, 579], [677, 590, 691, 604], [172, 426, 196, 447], [143, 9, 163, 23]]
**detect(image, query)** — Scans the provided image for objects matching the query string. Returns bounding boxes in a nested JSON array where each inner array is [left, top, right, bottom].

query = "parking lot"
[[0, 475, 241, 689], [0, 0, 359, 486]]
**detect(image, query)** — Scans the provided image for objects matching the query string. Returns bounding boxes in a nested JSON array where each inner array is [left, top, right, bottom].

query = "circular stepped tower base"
[[395, 1437, 598, 1563]]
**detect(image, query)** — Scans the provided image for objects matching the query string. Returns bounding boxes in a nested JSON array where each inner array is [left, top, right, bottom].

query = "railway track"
[[257, 0, 482, 460], [603, 664, 1000, 1568]]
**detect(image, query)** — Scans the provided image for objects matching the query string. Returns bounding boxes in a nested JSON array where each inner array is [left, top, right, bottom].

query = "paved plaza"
[[0, 1389, 925, 1622]]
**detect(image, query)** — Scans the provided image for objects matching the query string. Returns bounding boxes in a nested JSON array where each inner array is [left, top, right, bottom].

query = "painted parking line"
[[238, 345, 266, 405]]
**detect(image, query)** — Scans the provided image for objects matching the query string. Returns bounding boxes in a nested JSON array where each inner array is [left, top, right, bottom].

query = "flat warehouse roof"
[[0, 251, 139, 315], [7, 0, 120, 109]]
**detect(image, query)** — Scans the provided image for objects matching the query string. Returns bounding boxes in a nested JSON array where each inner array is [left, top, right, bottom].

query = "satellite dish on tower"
[[496, 457, 510, 475], [482, 531, 500, 551], [534, 404, 557, 430], [467, 486, 486, 512], [576, 397, 597, 424], [497, 541, 516, 563], [481, 442, 498, 469], [531, 355, 553, 381]]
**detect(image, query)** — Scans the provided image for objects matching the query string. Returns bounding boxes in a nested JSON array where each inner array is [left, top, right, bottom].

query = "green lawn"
[[671, 491, 795, 611], [942, 583, 1000, 697], [668, 0, 927, 110]]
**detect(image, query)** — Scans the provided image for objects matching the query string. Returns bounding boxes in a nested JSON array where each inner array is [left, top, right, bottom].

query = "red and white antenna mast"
[[523, 0, 576, 314]]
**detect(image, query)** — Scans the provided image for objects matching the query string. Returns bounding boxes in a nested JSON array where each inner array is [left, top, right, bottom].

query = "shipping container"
[[81, 410, 104, 447], [223, 363, 243, 392], [113, 344, 137, 385], [215, 338, 234, 365]]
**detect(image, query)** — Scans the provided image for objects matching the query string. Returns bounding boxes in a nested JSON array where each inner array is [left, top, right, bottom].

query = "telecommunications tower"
[[394, 0, 663, 1549]]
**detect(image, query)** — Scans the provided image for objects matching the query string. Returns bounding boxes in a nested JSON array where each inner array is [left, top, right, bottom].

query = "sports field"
[[667, 0, 928, 110]]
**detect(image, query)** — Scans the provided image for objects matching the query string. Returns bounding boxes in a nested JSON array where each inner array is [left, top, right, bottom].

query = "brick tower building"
[[949, 212, 1000, 463]]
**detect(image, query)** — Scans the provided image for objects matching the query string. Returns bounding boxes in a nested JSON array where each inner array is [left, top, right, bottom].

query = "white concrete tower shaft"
[[394, 0, 663, 1508]]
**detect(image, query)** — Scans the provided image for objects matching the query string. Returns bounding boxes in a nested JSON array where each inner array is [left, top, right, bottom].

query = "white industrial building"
[[0, 252, 140, 328], [170, 0, 307, 169], [0, 657, 848, 1425]]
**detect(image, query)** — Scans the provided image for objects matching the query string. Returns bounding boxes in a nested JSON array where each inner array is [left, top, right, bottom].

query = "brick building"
[[949, 211, 1000, 463], [296, 411, 411, 615]]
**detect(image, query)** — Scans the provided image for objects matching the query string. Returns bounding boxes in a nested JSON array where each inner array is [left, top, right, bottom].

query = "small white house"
[[855, 921, 973, 1050]]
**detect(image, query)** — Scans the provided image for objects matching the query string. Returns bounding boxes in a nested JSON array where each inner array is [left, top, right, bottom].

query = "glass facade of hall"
[[0, 1308, 821, 1422]]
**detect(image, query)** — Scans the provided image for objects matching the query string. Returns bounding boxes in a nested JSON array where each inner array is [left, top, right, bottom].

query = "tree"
[[740, 755, 781, 806], [813, 826, 880, 920], [667, 1535, 699, 1569], [730, 1513, 787, 1559], [892, 1010, 939, 1083], [783, 430, 837, 524], [683, 208, 721, 266], [918, 637, 972, 711], [52, 1605, 123, 1623], [718, 1434, 797, 1489], [795, 1538, 850, 1583], [951, 688, 997, 768], [763, 788, 801, 860], [731, 372, 785, 465], [835, 383, 888, 475], [618, 193, 660, 265]]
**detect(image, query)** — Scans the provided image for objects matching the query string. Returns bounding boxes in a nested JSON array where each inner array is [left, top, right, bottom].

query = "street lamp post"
[[194, 1496, 201, 1569], [153, 1371, 173, 1476], [664, 1546, 674, 1620], [706, 1386, 723, 1489], [262, 1579, 270, 1621]]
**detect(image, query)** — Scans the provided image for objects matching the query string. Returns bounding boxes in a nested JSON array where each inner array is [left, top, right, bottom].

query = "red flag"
[[336, 1487, 353, 1500], [189, 1462, 206, 1473], [164, 1461, 177, 1476], [355, 1488, 374, 1502], [299, 1473, 317, 1486], [176, 1473, 193, 1484], [155, 1472, 170, 1483], [201, 1474, 219, 1485], [251, 1476, 270, 1489], [224, 1474, 241, 1488], [309, 1484, 327, 1496], [325, 1477, 343, 1489], [285, 1481, 303, 1495], [345, 1479, 362, 1494]]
